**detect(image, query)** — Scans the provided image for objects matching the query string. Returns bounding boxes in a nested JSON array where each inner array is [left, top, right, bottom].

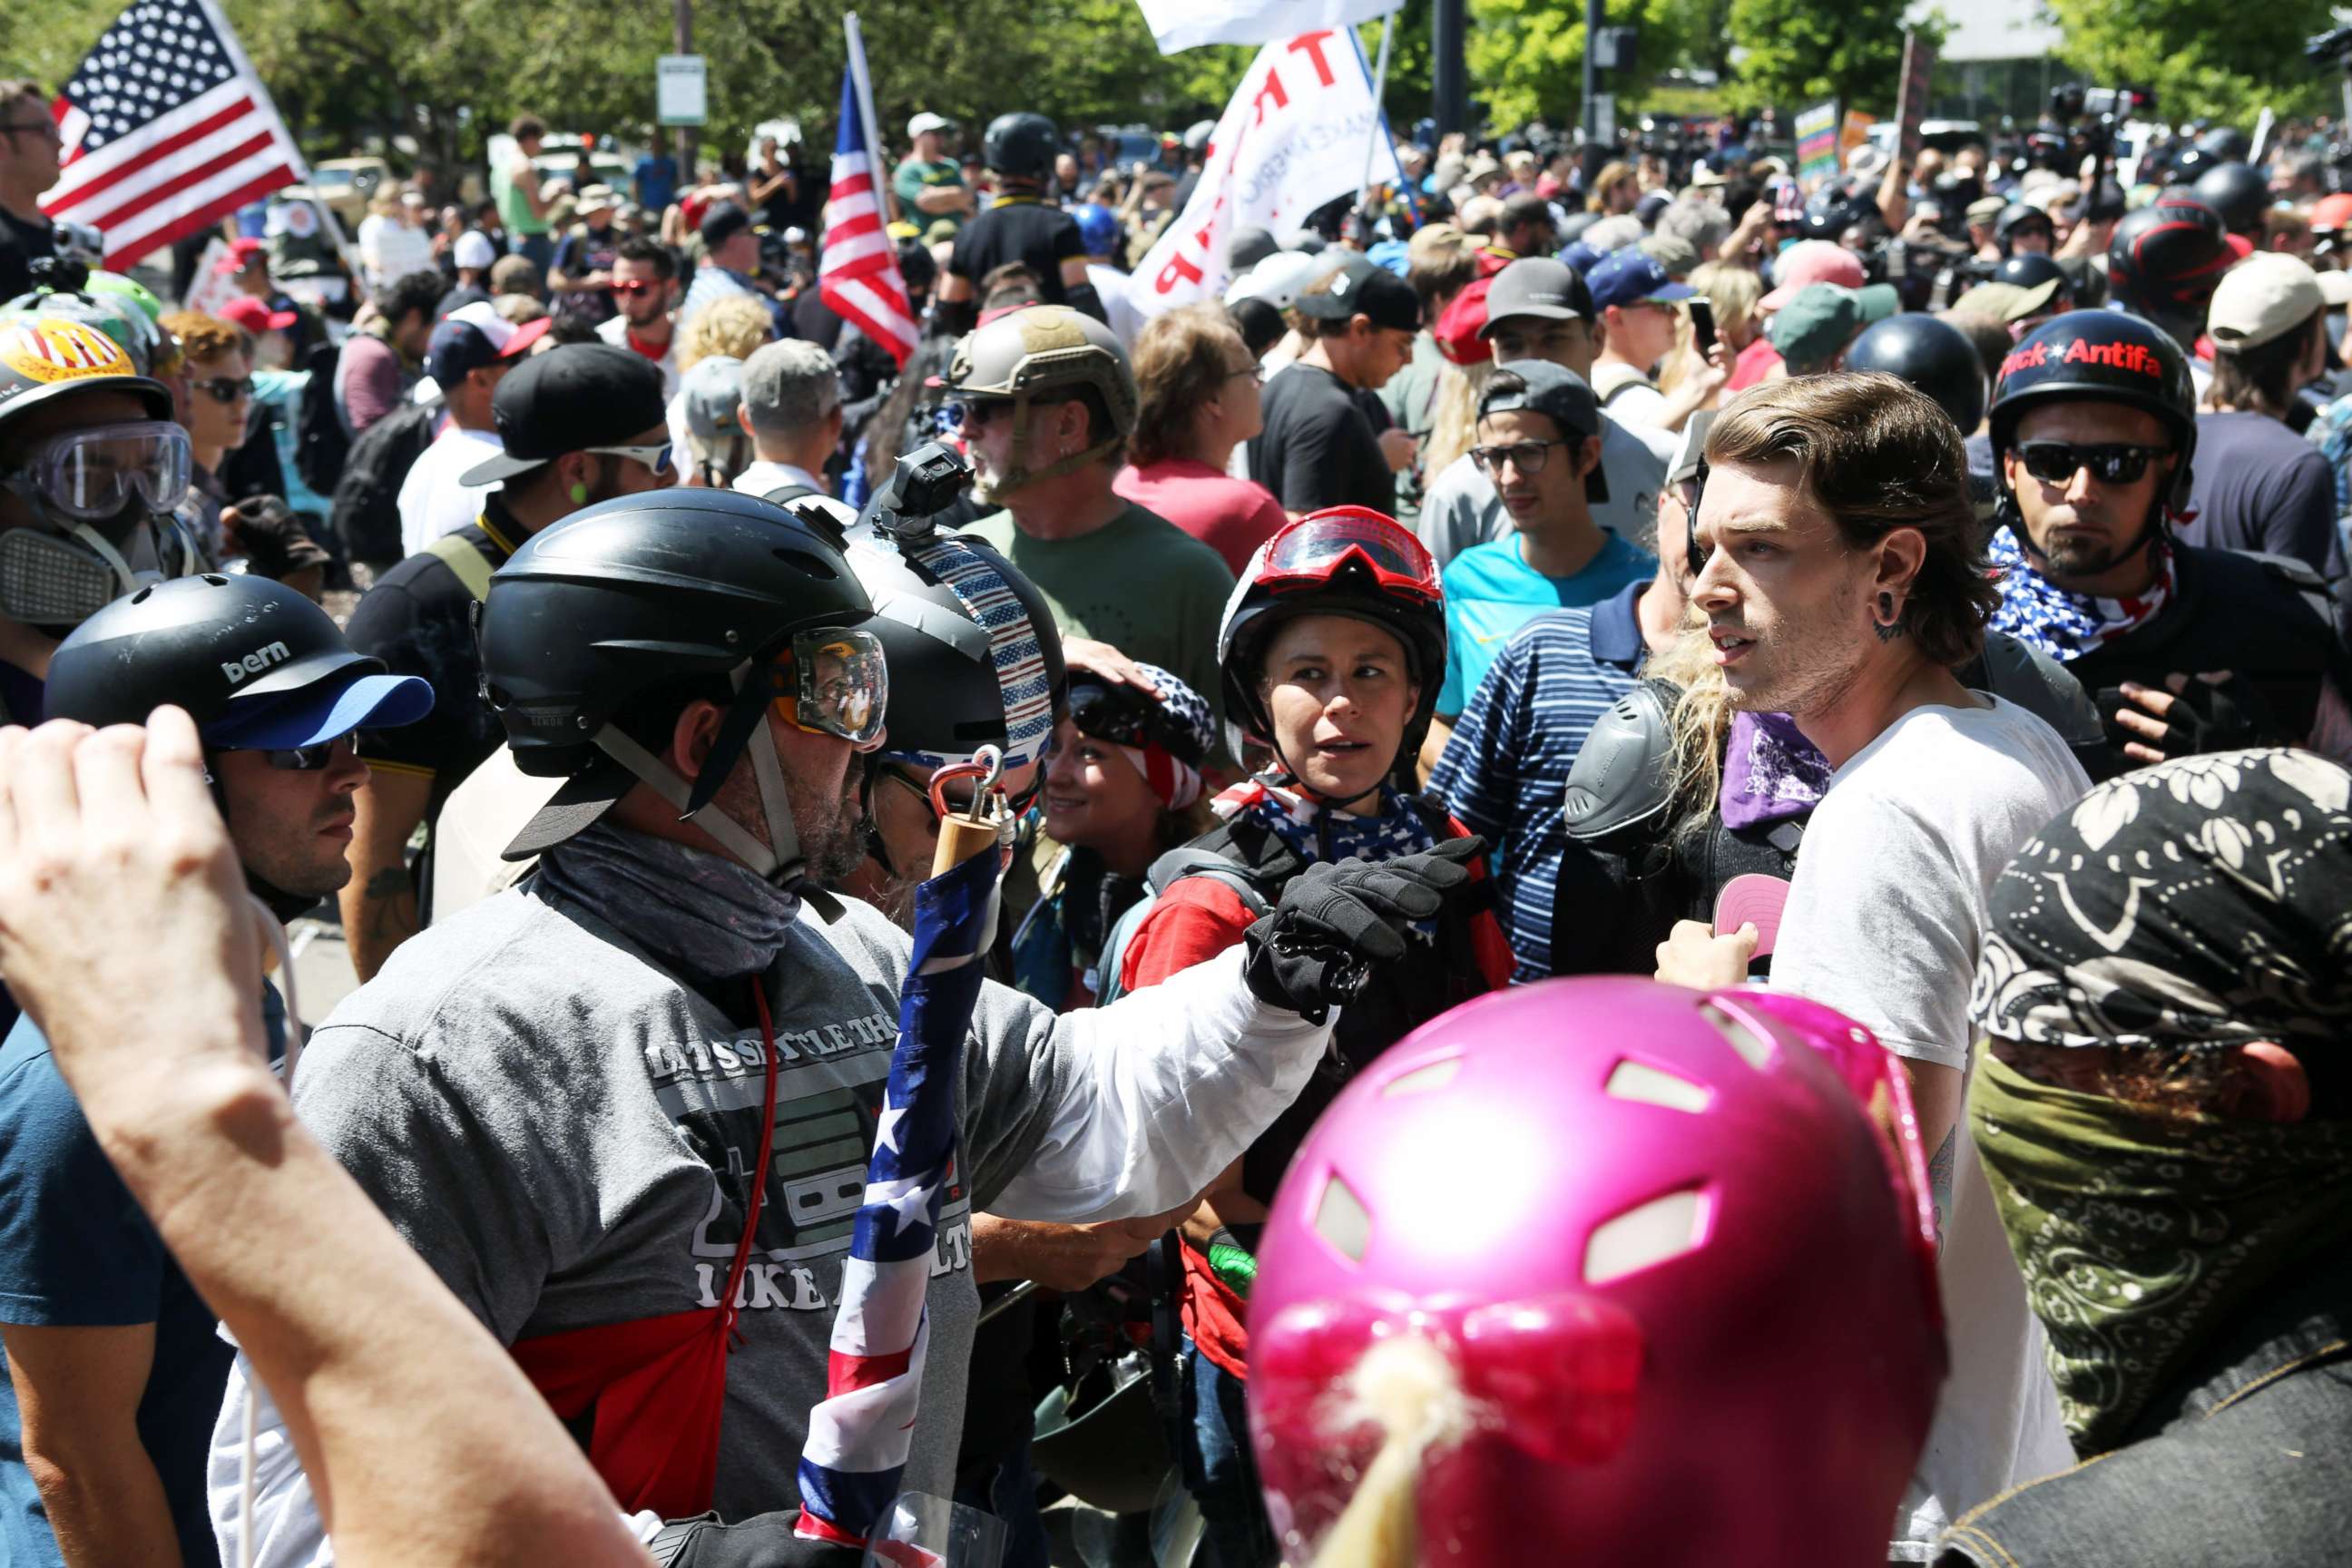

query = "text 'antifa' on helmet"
[[983, 112, 1060, 186], [2105, 194, 2234, 348], [1989, 308, 2199, 513], [476, 487, 883, 888], [1247, 978, 1945, 1568], [0, 311, 195, 633], [946, 304, 1138, 497], [1841, 313, 1988, 435], [1217, 507, 1447, 770]]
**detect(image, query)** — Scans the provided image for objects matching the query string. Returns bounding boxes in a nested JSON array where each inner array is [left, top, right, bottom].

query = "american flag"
[[796, 843, 999, 1551], [818, 52, 919, 369], [40, 0, 304, 271]]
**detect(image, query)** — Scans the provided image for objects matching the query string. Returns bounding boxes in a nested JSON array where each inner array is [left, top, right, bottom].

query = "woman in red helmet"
[[1112, 505, 1511, 1567]]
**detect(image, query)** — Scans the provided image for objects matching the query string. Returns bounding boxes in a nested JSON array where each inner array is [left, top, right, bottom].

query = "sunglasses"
[[252, 737, 353, 771], [192, 377, 254, 404], [608, 279, 662, 296], [1470, 438, 1572, 476], [583, 441, 674, 478], [2013, 440, 2169, 486]]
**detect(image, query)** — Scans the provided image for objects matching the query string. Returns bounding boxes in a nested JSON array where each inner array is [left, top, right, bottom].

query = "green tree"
[[1462, 0, 1690, 129], [2043, 0, 2336, 125], [1721, 0, 1934, 117]]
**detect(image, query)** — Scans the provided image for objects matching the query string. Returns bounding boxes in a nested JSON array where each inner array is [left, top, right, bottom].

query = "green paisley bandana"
[[1971, 1051, 2352, 1454]]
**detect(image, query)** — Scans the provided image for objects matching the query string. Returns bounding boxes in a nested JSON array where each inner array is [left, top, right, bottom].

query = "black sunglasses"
[[191, 377, 254, 404], [1681, 458, 1710, 577], [254, 737, 352, 771], [2014, 440, 2169, 486]]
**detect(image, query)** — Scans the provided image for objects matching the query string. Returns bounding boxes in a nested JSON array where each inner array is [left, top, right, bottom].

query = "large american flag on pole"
[[795, 843, 998, 1551], [39, 0, 303, 271], [818, 42, 919, 370]]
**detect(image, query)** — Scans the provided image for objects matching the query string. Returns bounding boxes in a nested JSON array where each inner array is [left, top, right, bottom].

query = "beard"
[[1722, 583, 1871, 720]]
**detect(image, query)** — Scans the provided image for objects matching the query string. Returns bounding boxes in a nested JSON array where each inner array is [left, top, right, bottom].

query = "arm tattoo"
[[1927, 1125, 1957, 1251]]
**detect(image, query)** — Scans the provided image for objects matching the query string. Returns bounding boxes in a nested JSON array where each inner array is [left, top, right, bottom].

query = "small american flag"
[[796, 844, 999, 1550], [818, 50, 919, 369], [40, 0, 304, 271]]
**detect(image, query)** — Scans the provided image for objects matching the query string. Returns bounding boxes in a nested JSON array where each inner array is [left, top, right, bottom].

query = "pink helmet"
[[1249, 978, 1945, 1568]]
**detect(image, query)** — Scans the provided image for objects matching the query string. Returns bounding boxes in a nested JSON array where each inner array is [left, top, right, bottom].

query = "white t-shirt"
[[596, 314, 680, 400], [731, 459, 858, 528], [1769, 696, 2089, 1557], [357, 213, 434, 290], [395, 424, 505, 559]]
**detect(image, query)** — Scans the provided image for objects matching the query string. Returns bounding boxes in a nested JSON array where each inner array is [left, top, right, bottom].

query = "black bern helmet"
[[1992, 250, 2074, 302], [1843, 314, 1988, 434], [2106, 195, 2233, 348], [45, 572, 387, 739], [2190, 162, 2269, 236], [1988, 309, 2199, 509], [983, 113, 1059, 186], [481, 487, 871, 779], [847, 531, 1066, 775]]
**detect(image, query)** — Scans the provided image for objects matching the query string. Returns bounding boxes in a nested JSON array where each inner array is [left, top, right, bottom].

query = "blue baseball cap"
[[1557, 240, 1604, 277], [1585, 247, 1697, 312], [203, 670, 435, 750]]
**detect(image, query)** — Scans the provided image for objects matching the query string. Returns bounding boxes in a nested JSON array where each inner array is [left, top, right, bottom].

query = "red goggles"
[[1257, 508, 1440, 603]]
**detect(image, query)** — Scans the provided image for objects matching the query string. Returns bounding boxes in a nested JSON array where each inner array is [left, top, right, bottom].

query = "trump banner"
[[1132, 30, 1404, 319]]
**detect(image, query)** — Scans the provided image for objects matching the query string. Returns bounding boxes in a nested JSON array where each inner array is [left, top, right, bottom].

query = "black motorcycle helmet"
[[2190, 162, 2269, 237], [1843, 314, 1988, 434], [478, 488, 878, 883], [1800, 184, 1877, 241], [983, 113, 1059, 187], [2166, 144, 2217, 185], [847, 530, 1066, 777], [1992, 250, 2075, 305], [2106, 194, 2234, 349], [45, 572, 433, 916], [2197, 126, 2253, 163], [1988, 309, 2199, 514], [1994, 202, 2053, 254]]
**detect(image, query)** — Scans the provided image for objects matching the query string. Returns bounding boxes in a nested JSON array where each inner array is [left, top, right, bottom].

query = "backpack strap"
[[422, 529, 498, 603]]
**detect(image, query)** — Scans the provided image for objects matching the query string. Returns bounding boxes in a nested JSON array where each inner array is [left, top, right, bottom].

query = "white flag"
[[1131, 31, 1403, 320], [1137, 0, 1400, 55]]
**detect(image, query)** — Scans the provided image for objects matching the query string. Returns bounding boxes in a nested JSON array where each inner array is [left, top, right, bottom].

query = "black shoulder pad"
[[2244, 549, 2328, 594], [1563, 678, 1681, 844], [1975, 629, 2105, 751]]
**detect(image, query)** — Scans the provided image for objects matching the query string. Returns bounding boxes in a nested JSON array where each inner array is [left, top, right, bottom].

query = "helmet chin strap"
[[70, 520, 145, 598], [591, 720, 806, 886]]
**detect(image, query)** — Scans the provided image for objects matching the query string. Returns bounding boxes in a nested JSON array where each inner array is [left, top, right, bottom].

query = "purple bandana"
[[1718, 710, 1832, 831]]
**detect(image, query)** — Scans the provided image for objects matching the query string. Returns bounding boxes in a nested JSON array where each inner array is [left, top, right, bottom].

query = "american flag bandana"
[[796, 843, 1002, 1549]]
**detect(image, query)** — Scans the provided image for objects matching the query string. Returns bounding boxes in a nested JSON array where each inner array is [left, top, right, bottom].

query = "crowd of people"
[[0, 61, 2347, 1568]]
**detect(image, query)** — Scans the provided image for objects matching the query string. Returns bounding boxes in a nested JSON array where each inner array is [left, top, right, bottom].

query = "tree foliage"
[[1720, 0, 1932, 117], [1462, 0, 1690, 129], [2042, 0, 2337, 125]]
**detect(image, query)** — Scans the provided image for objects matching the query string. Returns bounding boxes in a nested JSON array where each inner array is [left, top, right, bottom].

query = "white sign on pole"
[[1591, 93, 1617, 146], [1132, 30, 1404, 318], [658, 55, 708, 127]]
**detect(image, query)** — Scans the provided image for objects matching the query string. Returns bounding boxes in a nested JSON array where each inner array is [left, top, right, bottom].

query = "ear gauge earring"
[[569, 482, 589, 505], [1875, 592, 1904, 642]]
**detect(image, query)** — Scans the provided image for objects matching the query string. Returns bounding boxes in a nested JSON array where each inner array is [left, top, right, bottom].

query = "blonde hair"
[[1690, 260, 1761, 343], [1655, 621, 1736, 828], [1307, 1334, 1476, 1568], [1586, 161, 1637, 214], [677, 294, 776, 373], [1404, 223, 1484, 319], [1423, 359, 1493, 482]]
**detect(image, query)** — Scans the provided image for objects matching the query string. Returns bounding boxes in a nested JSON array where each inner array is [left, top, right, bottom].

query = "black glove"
[[648, 1512, 863, 1568], [1241, 837, 1485, 1023], [2097, 671, 2276, 760]]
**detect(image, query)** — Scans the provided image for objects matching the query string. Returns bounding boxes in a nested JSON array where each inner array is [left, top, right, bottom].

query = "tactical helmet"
[[479, 488, 881, 885], [1993, 202, 2053, 253], [982, 112, 1059, 186], [2190, 161, 2269, 237], [2105, 194, 2234, 348], [1842, 314, 1988, 434], [847, 529, 1066, 776], [946, 304, 1138, 496], [1989, 309, 2198, 510], [1990, 250, 2074, 305]]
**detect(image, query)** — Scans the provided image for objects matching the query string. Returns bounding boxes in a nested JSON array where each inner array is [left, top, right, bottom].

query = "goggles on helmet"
[[4, 421, 192, 524], [1255, 508, 1440, 603], [766, 626, 888, 745]]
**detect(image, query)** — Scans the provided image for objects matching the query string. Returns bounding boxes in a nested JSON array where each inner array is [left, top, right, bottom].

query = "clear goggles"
[[1259, 509, 1441, 602], [5, 421, 192, 524], [768, 627, 888, 746]]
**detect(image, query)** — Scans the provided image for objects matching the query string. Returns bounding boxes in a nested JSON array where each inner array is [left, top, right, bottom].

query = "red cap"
[[2223, 231, 2255, 260], [2313, 193, 2352, 233], [1434, 277, 1492, 366], [217, 294, 297, 334], [211, 236, 268, 275]]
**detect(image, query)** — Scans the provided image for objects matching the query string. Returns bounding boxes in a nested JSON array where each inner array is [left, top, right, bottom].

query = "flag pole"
[[843, 14, 902, 226], [1355, 12, 1397, 217]]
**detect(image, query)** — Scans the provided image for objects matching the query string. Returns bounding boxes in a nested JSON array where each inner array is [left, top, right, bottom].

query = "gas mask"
[[0, 420, 198, 630]]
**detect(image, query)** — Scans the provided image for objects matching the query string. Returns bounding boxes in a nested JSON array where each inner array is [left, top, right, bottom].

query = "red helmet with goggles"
[[1216, 506, 1447, 760]]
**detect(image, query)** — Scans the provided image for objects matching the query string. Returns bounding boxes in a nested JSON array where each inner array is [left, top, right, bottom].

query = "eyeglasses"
[[584, 441, 674, 478], [1470, 438, 1572, 476], [2013, 440, 2170, 486], [191, 377, 254, 404], [1224, 362, 1264, 384]]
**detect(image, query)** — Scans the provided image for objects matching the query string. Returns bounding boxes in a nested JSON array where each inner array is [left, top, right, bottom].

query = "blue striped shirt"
[[1431, 581, 1648, 982]]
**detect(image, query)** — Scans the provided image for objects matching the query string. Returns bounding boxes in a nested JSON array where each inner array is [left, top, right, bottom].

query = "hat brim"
[[1640, 282, 1697, 304], [205, 672, 436, 750], [459, 446, 549, 486], [502, 751, 634, 860], [1476, 302, 1581, 337], [499, 317, 554, 358]]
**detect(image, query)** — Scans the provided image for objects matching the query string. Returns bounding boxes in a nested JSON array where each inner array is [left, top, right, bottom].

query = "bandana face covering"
[[1985, 524, 2173, 662], [1970, 1053, 2352, 1453], [534, 820, 802, 984]]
